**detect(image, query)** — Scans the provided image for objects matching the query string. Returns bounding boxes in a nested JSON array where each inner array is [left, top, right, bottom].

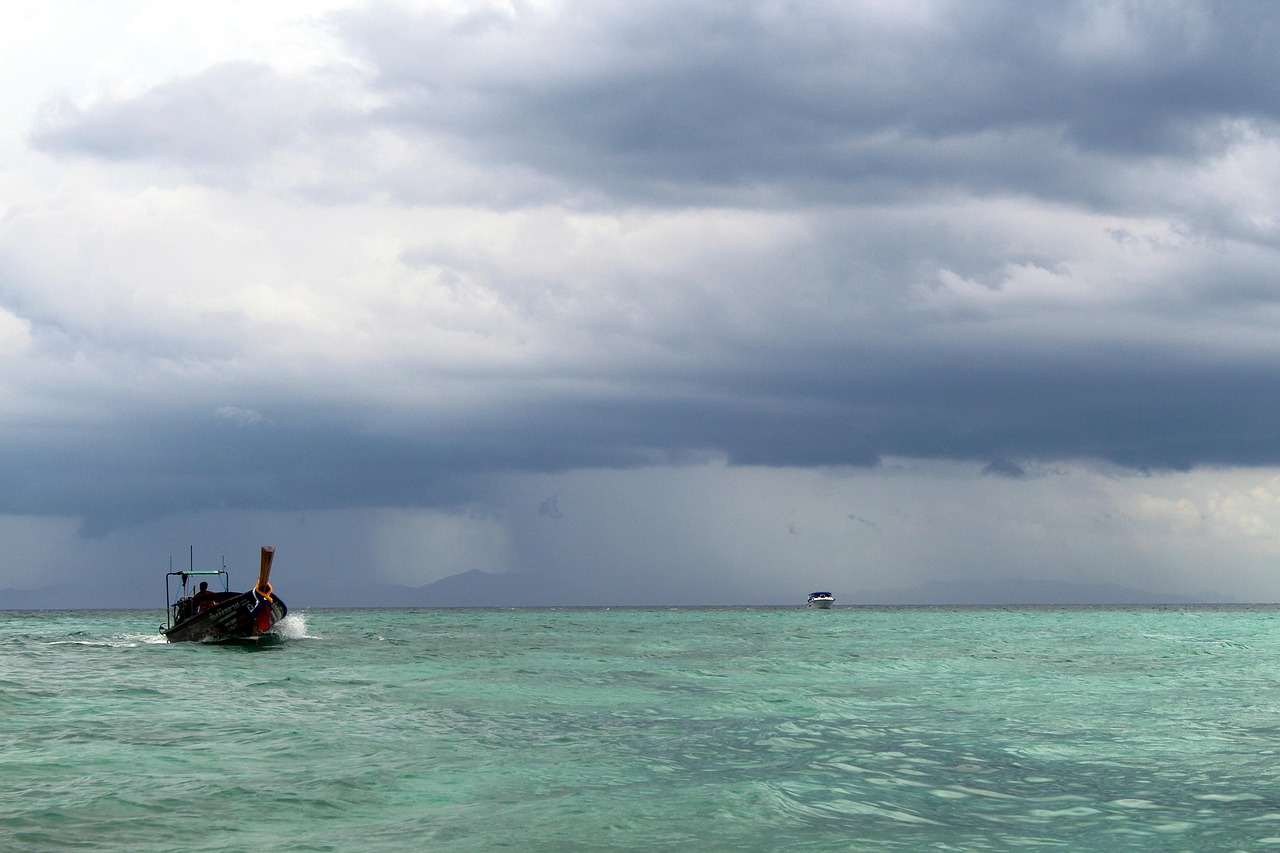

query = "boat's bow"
[[258, 545, 275, 593], [249, 545, 280, 633]]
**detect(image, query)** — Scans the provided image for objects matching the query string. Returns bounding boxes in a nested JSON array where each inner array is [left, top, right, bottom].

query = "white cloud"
[[215, 406, 269, 426], [0, 307, 31, 355]]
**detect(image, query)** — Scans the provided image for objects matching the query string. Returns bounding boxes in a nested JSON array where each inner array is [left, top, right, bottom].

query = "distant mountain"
[[0, 571, 569, 610], [307, 570, 561, 608], [404, 569, 555, 607], [0, 572, 1240, 610], [854, 577, 1234, 605], [353, 572, 1237, 608], [0, 584, 148, 610]]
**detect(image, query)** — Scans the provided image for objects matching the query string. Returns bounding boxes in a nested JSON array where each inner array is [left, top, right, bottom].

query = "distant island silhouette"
[[1, 570, 1236, 609], [854, 578, 1232, 606]]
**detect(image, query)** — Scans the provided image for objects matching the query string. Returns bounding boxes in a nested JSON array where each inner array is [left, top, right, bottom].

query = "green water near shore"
[[4, 606, 1280, 851]]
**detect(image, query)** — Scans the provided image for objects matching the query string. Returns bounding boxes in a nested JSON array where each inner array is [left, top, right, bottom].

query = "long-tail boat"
[[162, 546, 288, 643]]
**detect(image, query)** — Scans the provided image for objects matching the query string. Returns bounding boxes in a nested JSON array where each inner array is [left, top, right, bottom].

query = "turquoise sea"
[[4, 606, 1280, 851]]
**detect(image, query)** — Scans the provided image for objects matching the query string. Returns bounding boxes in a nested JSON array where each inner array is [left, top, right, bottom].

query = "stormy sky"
[[4, 0, 1280, 606]]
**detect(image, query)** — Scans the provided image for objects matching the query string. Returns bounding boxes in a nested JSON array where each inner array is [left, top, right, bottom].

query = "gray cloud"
[[2, 337, 1279, 538], [333, 0, 1280, 205], [983, 459, 1028, 479], [32, 62, 367, 187], [33, 1, 1280, 213], [8, 0, 1280, 602]]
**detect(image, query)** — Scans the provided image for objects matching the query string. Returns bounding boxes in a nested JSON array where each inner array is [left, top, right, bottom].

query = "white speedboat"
[[807, 591, 834, 609]]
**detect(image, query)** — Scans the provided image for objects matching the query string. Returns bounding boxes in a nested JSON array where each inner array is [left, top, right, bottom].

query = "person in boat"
[[192, 582, 218, 613]]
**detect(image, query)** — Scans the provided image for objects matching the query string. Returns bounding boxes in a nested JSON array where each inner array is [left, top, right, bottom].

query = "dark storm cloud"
[[34, 1, 1280, 209], [15, 0, 1280, 539], [334, 0, 1280, 204], [982, 459, 1028, 479], [6, 338, 1280, 535], [0, 409, 485, 536]]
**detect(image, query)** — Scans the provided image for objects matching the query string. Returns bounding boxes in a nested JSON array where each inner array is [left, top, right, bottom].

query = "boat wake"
[[45, 639, 119, 648], [45, 633, 168, 648]]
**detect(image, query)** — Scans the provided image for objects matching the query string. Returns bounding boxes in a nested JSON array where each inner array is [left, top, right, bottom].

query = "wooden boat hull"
[[164, 591, 288, 643], [163, 546, 285, 643]]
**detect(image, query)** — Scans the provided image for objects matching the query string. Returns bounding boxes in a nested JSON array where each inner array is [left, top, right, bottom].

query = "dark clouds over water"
[[6, 1, 1280, 603]]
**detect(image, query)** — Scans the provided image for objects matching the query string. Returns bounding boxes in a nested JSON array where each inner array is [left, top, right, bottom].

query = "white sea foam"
[[47, 633, 165, 648], [276, 611, 316, 640]]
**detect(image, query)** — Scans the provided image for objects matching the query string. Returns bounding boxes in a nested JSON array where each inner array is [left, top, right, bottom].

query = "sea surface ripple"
[[4, 605, 1280, 851]]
